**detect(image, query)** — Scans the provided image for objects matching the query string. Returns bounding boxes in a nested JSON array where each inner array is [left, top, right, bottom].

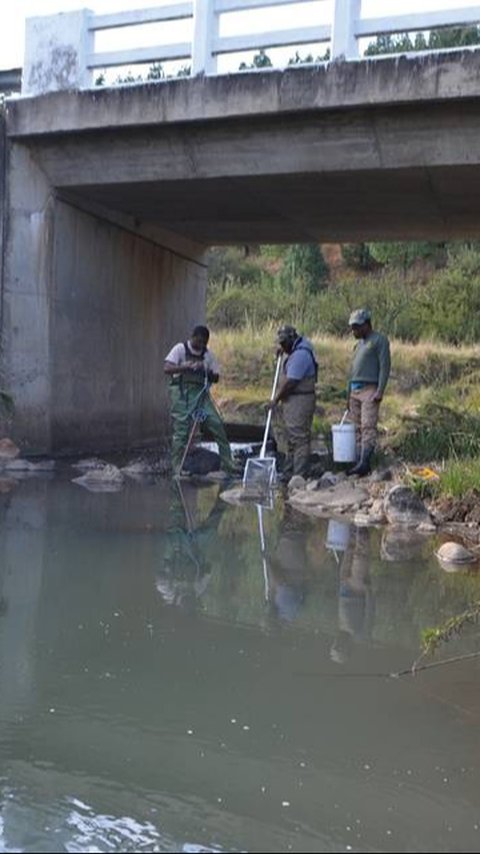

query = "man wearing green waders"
[[164, 325, 234, 474]]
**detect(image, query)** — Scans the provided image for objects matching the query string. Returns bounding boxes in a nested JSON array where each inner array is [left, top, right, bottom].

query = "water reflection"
[[331, 527, 375, 665], [155, 481, 225, 610], [0, 478, 479, 853], [268, 506, 310, 623]]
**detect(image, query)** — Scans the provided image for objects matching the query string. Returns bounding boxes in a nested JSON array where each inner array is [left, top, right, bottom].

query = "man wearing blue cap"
[[347, 309, 391, 477]]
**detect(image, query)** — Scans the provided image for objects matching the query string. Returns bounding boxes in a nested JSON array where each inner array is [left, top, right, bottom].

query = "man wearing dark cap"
[[164, 325, 233, 474], [269, 325, 318, 479], [347, 309, 391, 477]]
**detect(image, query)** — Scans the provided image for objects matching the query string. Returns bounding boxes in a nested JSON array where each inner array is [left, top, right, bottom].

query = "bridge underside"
[[5, 56, 480, 452], [64, 163, 480, 245]]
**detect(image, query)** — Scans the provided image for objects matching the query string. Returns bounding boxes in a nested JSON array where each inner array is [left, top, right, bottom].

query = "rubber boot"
[[347, 446, 374, 478]]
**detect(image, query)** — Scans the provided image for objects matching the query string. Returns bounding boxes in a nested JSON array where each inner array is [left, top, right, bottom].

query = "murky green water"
[[0, 475, 480, 853]]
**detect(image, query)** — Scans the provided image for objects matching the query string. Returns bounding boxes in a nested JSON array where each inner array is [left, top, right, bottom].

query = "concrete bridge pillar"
[[1, 133, 207, 455]]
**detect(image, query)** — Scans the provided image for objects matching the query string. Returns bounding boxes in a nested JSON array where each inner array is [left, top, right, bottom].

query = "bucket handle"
[[340, 409, 349, 426]]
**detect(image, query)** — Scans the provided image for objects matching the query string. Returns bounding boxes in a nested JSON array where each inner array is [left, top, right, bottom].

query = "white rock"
[[288, 475, 306, 492], [416, 521, 437, 533], [72, 458, 108, 471], [2, 458, 33, 471], [73, 464, 124, 492], [436, 541, 476, 566], [204, 471, 230, 482]]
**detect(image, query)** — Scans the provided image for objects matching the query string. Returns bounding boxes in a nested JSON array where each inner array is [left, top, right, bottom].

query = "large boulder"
[[436, 541, 477, 571], [122, 456, 170, 476], [289, 482, 369, 516], [182, 447, 220, 476], [73, 464, 124, 492], [383, 485, 431, 527]]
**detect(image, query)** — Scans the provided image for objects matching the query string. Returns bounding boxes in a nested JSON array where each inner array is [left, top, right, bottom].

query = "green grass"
[[438, 458, 480, 498], [211, 328, 480, 487]]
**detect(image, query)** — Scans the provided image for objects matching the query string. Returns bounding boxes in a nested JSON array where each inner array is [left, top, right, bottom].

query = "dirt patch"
[[433, 489, 480, 525]]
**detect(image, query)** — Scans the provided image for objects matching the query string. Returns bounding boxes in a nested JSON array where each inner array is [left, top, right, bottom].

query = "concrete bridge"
[[3, 2, 480, 454]]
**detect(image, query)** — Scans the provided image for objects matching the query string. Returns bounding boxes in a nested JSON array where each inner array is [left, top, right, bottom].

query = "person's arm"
[[272, 377, 300, 405], [374, 336, 391, 401], [164, 360, 202, 376], [164, 343, 203, 376]]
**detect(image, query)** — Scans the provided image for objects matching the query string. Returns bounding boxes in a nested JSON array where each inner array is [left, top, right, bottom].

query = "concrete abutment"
[[1, 131, 206, 454]]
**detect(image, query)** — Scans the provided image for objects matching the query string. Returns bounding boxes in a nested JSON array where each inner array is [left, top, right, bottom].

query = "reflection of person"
[[269, 325, 318, 479], [268, 506, 311, 622], [155, 482, 224, 610], [164, 325, 233, 474], [330, 527, 375, 664], [347, 309, 391, 477]]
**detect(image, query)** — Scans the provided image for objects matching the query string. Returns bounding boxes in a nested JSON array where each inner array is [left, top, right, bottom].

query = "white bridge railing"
[[22, 0, 480, 95]]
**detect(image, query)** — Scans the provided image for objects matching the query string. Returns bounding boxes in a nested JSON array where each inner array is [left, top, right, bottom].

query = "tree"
[[341, 243, 376, 271], [367, 242, 446, 277], [365, 25, 480, 57], [239, 50, 273, 71], [281, 244, 329, 294]]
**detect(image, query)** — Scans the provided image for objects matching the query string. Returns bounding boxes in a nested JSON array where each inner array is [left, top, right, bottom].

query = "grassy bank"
[[211, 327, 480, 496]]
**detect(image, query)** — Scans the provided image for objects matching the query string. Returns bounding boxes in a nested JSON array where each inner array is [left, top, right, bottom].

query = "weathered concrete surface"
[[9, 51, 480, 137], [6, 52, 480, 245], [23, 10, 93, 97], [2, 134, 206, 453]]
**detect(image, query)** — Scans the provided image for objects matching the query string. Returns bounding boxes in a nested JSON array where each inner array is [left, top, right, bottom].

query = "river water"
[[0, 475, 479, 853]]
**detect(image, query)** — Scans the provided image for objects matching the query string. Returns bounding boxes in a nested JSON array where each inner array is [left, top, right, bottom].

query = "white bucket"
[[331, 422, 356, 462], [326, 519, 351, 552]]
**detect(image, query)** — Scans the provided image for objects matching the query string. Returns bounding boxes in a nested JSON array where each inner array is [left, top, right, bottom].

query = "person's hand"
[[266, 400, 277, 411], [373, 389, 383, 402], [184, 360, 202, 372]]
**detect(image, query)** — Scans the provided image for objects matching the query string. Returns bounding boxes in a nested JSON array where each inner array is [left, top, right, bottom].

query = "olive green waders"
[[169, 382, 233, 472]]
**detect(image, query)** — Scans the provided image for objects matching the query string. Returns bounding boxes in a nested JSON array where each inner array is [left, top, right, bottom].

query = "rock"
[[204, 471, 230, 482], [371, 467, 393, 483], [182, 447, 220, 475], [73, 464, 125, 492], [383, 485, 431, 527], [288, 475, 307, 492], [122, 458, 170, 476], [354, 511, 374, 526], [220, 485, 264, 505], [416, 521, 437, 533], [73, 458, 108, 471], [371, 498, 387, 520], [319, 471, 338, 489], [306, 479, 320, 491], [436, 541, 477, 567], [289, 482, 369, 513], [0, 438, 20, 460]]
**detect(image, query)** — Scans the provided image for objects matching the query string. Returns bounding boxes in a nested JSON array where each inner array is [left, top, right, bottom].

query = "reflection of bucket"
[[326, 519, 351, 552], [332, 422, 356, 462]]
